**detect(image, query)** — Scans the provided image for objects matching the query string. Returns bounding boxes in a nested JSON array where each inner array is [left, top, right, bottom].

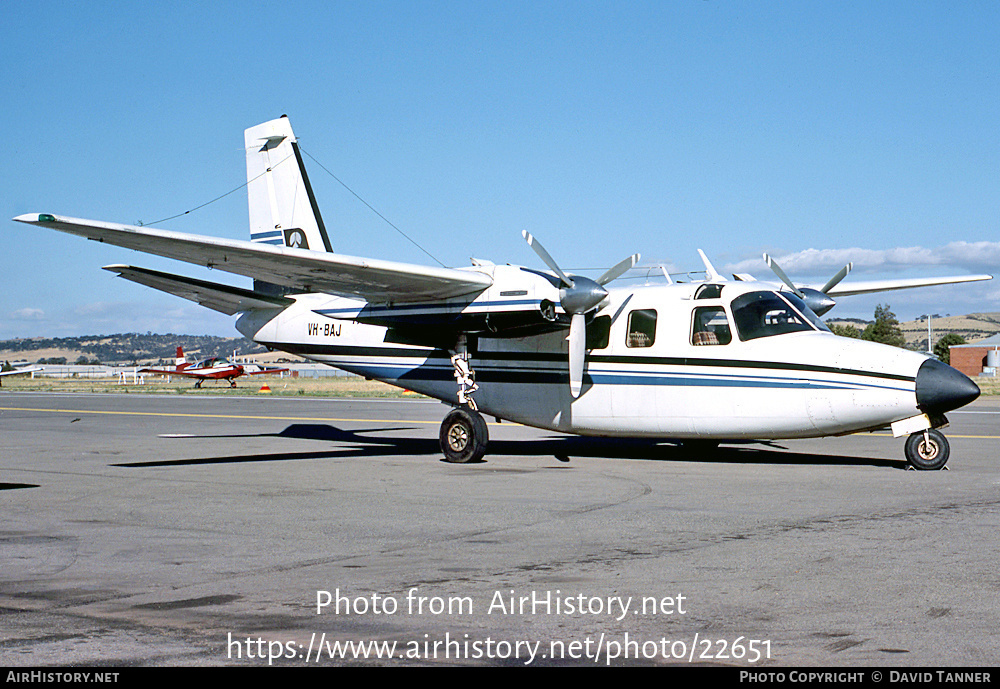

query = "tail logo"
[[284, 228, 308, 249]]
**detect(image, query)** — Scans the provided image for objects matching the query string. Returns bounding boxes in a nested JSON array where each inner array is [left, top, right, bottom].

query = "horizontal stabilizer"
[[103, 265, 294, 315], [15, 214, 493, 303]]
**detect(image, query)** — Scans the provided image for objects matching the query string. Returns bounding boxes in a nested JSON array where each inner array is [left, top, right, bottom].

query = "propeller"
[[762, 253, 852, 316], [522, 231, 639, 397], [820, 262, 853, 294]]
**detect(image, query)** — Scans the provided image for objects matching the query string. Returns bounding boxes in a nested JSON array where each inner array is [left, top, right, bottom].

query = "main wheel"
[[439, 407, 489, 463], [904, 428, 950, 470]]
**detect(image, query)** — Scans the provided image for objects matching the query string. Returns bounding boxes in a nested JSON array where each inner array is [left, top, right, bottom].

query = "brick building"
[[949, 334, 1000, 378]]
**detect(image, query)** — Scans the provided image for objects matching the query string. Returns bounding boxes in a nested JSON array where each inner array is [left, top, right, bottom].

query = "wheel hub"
[[447, 424, 469, 452], [917, 436, 939, 461]]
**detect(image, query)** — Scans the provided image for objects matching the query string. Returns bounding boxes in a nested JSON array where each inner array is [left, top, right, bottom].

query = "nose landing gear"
[[904, 428, 950, 470]]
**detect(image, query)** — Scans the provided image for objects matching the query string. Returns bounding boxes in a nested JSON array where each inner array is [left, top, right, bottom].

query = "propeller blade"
[[522, 231, 574, 288], [763, 253, 805, 298], [596, 253, 641, 285], [569, 313, 585, 398], [820, 262, 853, 294]]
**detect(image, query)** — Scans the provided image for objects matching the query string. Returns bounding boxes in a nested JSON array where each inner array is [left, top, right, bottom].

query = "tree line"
[[0, 333, 266, 366]]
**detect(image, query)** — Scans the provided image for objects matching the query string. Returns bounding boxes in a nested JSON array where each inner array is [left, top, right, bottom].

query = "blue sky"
[[4, 1, 998, 339]]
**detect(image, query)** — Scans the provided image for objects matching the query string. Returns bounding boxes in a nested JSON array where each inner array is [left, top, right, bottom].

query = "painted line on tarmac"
[[865, 431, 1000, 439], [2, 406, 989, 436], [0, 405, 442, 426]]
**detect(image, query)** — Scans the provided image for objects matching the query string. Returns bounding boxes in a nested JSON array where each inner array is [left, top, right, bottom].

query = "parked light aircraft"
[[14, 116, 991, 469], [140, 346, 287, 388]]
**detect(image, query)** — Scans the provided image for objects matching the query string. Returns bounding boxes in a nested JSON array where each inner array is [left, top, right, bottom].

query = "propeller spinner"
[[763, 253, 852, 317], [522, 231, 639, 397]]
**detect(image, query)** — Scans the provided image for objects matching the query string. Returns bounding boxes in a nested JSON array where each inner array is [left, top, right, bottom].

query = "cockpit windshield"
[[731, 291, 829, 341]]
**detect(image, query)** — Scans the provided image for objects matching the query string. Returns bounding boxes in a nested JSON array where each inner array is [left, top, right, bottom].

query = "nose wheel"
[[904, 428, 950, 470], [439, 407, 489, 464]]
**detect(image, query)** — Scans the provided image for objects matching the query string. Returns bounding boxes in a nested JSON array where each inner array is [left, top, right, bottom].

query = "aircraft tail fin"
[[245, 116, 332, 296], [176, 347, 191, 370], [245, 116, 332, 253]]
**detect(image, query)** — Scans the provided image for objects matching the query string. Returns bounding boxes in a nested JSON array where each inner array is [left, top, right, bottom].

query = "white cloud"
[[724, 241, 1000, 276], [11, 308, 45, 321]]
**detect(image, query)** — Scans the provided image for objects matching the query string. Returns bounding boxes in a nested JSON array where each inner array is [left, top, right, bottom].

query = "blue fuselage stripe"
[[259, 342, 915, 393], [319, 360, 912, 393], [317, 299, 544, 317]]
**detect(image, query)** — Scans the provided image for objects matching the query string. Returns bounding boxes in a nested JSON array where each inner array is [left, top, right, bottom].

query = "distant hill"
[[827, 312, 1000, 350], [898, 313, 1000, 350], [0, 333, 281, 366]]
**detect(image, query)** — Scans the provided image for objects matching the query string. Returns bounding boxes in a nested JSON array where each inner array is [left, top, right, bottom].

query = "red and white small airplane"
[[141, 347, 287, 388]]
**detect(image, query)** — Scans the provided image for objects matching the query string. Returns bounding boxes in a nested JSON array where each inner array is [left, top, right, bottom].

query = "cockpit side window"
[[691, 306, 732, 345], [731, 291, 818, 341], [626, 309, 657, 348]]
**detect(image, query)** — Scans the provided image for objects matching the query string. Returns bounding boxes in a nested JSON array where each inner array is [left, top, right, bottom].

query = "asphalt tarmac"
[[1, 391, 998, 667]]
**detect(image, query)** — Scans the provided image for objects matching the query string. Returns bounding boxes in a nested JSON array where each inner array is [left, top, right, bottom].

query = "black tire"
[[904, 428, 950, 470], [439, 407, 489, 463]]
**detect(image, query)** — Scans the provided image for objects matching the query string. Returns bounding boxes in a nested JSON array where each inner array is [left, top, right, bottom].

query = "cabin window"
[[587, 315, 612, 350], [691, 307, 732, 345], [731, 291, 820, 341], [626, 309, 657, 348]]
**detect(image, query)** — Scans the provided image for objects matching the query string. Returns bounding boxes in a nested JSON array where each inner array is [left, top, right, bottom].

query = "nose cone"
[[915, 358, 980, 414]]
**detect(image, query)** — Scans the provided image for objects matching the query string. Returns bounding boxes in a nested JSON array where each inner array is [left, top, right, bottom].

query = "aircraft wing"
[[138, 367, 208, 378], [104, 265, 294, 316], [815, 274, 993, 297], [15, 214, 493, 303], [0, 366, 42, 377]]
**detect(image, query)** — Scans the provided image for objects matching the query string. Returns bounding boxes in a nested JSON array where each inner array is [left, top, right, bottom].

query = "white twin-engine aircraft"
[[14, 116, 991, 469]]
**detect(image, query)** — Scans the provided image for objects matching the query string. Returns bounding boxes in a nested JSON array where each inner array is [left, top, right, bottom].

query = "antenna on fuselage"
[[698, 250, 726, 282]]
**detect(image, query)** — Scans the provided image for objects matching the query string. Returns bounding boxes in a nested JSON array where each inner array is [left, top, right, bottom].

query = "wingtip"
[[13, 213, 59, 224]]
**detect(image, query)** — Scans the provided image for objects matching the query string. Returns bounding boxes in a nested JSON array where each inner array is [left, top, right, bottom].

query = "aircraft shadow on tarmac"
[[111, 423, 904, 469]]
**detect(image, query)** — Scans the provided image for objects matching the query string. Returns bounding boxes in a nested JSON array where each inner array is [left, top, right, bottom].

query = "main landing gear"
[[193, 379, 238, 389], [440, 335, 489, 463], [439, 406, 489, 463], [904, 428, 950, 471]]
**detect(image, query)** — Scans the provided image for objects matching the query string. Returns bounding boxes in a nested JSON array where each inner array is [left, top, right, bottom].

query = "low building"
[[950, 334, 1000, 378]]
